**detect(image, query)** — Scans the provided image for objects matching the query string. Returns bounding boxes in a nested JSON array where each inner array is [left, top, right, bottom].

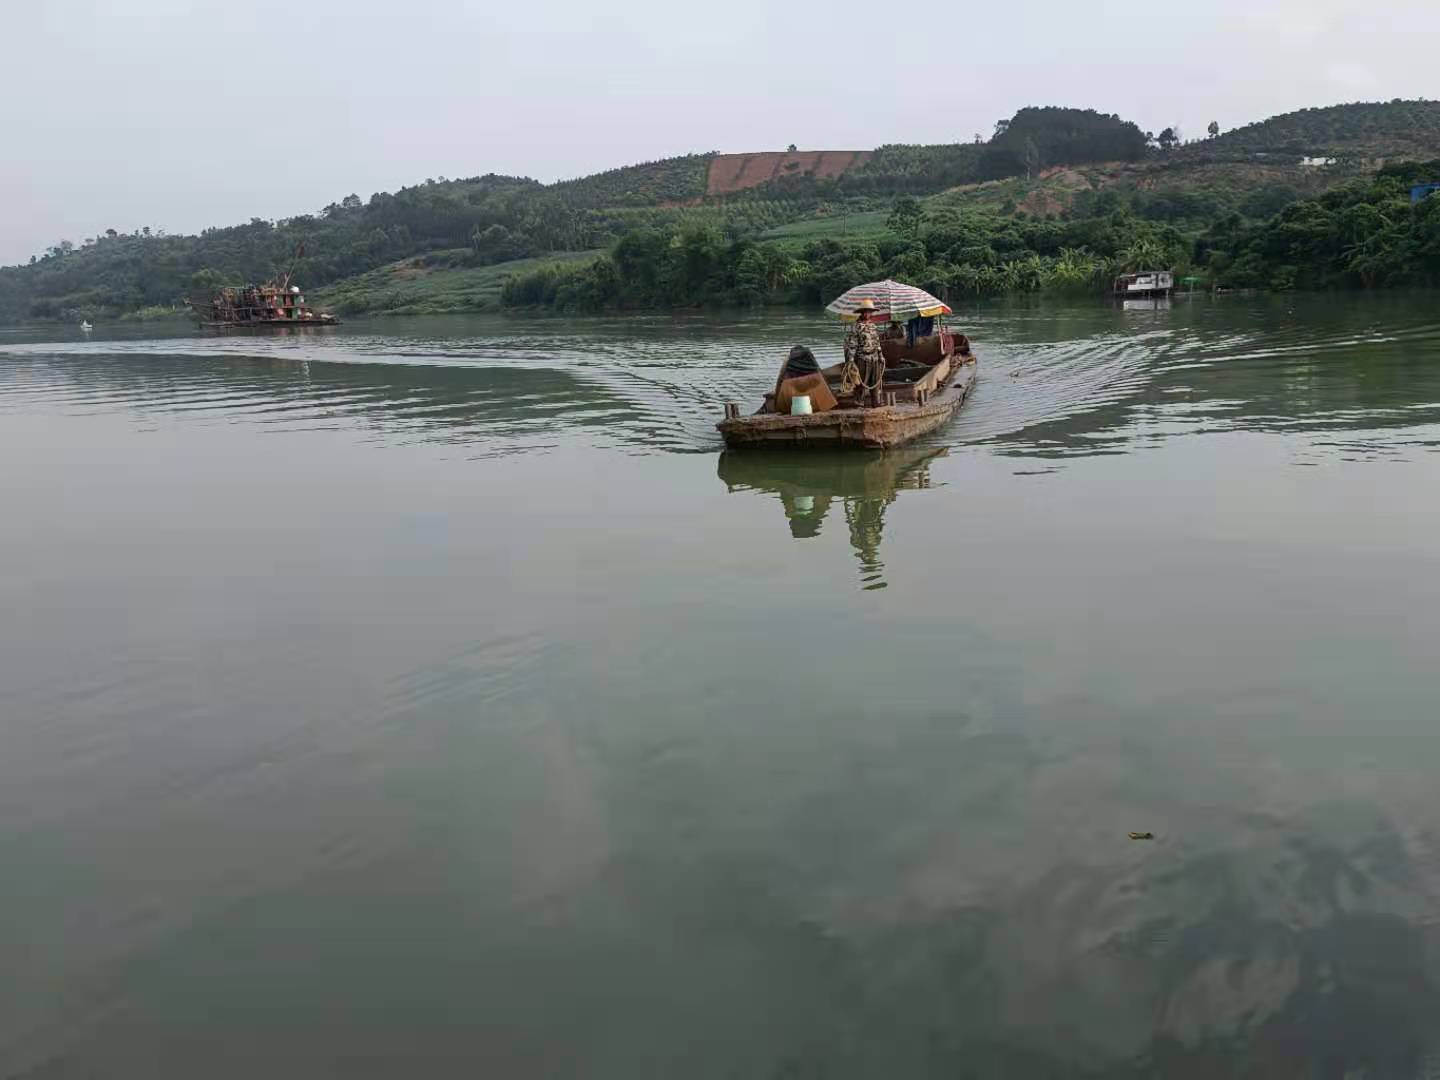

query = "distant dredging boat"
[[188, 244, 339, 330], [190, 281, 339, 330]]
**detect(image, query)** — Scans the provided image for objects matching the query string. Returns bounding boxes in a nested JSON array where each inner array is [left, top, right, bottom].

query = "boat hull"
[[718, 356, 977, 450], [197, 317, 340, 331]]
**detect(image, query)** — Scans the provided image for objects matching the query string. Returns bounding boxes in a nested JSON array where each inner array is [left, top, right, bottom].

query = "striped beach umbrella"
[[825, 279, 952, 322]]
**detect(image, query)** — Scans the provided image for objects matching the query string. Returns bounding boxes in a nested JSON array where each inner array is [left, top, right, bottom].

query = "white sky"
[[2, 0, 1437, 265]]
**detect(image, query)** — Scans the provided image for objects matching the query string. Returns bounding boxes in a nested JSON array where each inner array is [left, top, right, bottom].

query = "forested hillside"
[[549, 154, 715, 207], [4, 100, 1440, 322], [501, 158, 1440, 312], [1188, 100, 1440, 161]]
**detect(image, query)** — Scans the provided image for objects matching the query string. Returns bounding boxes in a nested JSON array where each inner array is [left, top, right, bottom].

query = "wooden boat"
[[718, 344, 977, 450], [718, 278, 977, 450]]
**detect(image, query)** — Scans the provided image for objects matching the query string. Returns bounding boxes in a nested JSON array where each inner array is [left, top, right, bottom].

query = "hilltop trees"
[[1194, 101, 1440, 159], [978, 107, 1148, 180]]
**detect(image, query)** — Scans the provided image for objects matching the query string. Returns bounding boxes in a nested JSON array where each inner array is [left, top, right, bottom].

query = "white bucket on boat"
[[790, 395, 813, 416]]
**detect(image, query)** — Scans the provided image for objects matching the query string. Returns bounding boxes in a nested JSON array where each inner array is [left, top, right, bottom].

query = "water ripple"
[[5, 296, 1440, 461]]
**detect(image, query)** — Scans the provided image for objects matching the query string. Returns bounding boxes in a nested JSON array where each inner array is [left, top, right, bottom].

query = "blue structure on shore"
[[1410, 182, 1440, 203]]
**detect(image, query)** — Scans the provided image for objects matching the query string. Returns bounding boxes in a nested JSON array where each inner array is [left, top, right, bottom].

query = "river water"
[[3, 293, 1440, 1077]]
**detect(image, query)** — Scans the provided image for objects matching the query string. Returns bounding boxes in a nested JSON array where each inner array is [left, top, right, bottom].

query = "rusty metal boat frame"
[[189, 244, 340, 330], [191, 282, 340, 331]]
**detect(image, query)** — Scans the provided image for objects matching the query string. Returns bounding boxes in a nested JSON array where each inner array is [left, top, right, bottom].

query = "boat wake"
[[6, 300, 1440, 462]]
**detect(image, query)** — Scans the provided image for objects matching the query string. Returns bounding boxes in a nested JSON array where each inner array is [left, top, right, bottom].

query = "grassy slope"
[[548, 154, 713, 207], [758, 210, 891, 246], [745, 157, 1368, 248], [924, 158, 1373, 218], [748, 102, 1440, 245], [311, 250, 601, 315]]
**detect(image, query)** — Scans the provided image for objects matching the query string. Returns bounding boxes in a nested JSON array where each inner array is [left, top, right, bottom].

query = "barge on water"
[[718, 280, 978, 451], [190, 279, 339, 330]]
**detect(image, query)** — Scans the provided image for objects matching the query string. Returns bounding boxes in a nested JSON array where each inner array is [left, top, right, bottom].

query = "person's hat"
[[856, 298, 876, 310]]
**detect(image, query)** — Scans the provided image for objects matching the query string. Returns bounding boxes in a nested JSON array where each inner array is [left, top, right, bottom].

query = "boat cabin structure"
[[190, 280, 339, 329], [1111, 270, 1174, 299]]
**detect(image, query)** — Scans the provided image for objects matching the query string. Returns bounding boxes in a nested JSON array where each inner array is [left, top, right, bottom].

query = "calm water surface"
[[4, 294, 1440, 1077]]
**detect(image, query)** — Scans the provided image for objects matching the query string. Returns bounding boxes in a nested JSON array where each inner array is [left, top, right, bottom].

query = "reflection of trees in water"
[[718, 448, 943, 591], [525, 700, 1440, 1077], [697, 719, 1440, 1076]]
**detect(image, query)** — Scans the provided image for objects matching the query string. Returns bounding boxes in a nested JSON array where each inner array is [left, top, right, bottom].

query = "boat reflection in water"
[[717, 446, 945, 590]]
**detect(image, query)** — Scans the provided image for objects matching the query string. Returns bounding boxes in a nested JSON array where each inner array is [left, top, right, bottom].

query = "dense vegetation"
[[977, 107, 1147, 179], [499, 198, 1194, 311], [1195, 161, 1440, 289], [833, 144, 985, 195], [1189, 100, 1440, 161], [546, 154, 714, 208], [5, 101, 1440, 322], [0, 173, 801, 321], [503, 160, 1440, 311]]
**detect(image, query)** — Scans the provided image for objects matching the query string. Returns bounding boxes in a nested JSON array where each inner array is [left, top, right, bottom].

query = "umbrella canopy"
[[826, 279, 952, 322]]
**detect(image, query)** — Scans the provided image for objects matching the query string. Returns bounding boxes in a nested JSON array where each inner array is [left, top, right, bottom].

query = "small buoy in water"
[[1128, 831, 1154, 841], [790, 394, 813, 416]]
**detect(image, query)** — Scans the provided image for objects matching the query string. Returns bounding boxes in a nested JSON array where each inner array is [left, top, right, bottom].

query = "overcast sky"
[[3, 0, 1438, 265]]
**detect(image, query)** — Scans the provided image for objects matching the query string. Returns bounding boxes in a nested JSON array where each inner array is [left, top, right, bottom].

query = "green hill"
[[548, 154, 714, 208], [5, 100, 1440, 322], [1185, 100, 1440, 160]]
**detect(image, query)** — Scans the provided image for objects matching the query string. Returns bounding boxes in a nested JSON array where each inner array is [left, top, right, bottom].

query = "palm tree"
[[1052, 247, 1102, 290], [952, 264, 982, 294], [1119, 237, 1166, 272], [992, 262, 1023, 293], [1011, 254, 1049, 292]]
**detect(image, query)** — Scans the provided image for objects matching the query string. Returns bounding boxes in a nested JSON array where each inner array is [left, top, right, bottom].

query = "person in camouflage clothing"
[[842, 297, 886, 405]]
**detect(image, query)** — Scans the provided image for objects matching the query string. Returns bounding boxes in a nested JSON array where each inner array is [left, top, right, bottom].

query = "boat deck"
[[718, 354, 977, 450]]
